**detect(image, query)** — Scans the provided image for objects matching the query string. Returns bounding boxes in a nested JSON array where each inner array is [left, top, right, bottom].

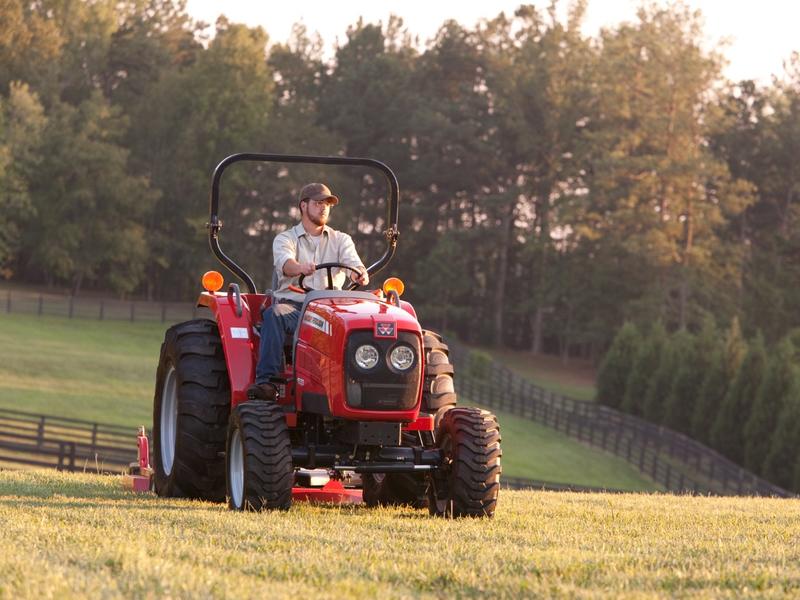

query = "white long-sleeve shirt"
[[272, 223, 365, 302]]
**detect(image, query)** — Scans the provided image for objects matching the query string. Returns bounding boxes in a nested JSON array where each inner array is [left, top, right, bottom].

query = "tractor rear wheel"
[[153, 319, 230, 501], [226, 402, 293, 511], [422, 330, 457, 428], [429, 407, 502, 518]]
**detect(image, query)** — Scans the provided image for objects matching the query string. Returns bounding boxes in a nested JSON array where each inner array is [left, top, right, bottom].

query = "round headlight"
[[389, 345, 415, 371], [355, 344, 379, 370]]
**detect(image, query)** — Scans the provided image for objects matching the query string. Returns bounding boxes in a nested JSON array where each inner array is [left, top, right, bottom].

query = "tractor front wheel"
[[226, 402, 293, 511], [152, 319, 230, 501], [429, 407, 502, 517]]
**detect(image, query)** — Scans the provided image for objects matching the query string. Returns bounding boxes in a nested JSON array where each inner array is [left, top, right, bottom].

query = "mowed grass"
[[0, 312, 651, 488], [0, 312, 166, 426], [1, 470, 798, 599]]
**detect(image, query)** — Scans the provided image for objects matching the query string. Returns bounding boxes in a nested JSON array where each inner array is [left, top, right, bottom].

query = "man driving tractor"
[[247, 182, 369, 401]]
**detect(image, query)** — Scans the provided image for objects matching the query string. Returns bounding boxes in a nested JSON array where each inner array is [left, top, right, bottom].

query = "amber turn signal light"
[[382, 277, 405, 297], [202, 270, 224, 292]]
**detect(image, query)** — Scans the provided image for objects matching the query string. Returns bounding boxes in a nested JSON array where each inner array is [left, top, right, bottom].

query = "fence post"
[[99, 301, 105, 320], [38, 294, 43, 316], [5, 291, 10, 313], [91, 423, 98, 454], [69, 442, 76, 472], [37, 416, 45, 448], [68, 296, 74, 319], [130, 302, 135, 322], [161, 303, 167, 323]]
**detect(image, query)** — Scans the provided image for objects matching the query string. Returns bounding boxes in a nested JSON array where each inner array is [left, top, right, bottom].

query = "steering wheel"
[[297, 262, 364, 292]]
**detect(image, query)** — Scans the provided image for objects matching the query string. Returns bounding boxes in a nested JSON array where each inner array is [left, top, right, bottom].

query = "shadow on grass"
[[0, 496, 218, 513]]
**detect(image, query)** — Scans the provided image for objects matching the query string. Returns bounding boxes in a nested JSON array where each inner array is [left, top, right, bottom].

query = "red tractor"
[[151, 153, 502, 516]]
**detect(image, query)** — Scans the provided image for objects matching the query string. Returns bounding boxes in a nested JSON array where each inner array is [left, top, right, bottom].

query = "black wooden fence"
[[2, 289, 200, 324], [502, 476, 627, 493], [448, 341, 793, 498], [0, 408, 136, 472]]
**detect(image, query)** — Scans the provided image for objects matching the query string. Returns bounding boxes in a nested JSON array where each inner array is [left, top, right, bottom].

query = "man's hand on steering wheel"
[[298, 262, 368, 292], [298, 262, 316, 276], [350, 266, 369, 287]]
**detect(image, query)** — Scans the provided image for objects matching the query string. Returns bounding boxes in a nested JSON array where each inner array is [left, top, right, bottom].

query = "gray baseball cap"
[[299, 182, 339, 206]]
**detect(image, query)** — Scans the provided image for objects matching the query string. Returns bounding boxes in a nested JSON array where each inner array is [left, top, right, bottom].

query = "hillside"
[[0, 313, 165, 426], [1, 470, 798, 598], [473, 344, 597, 401], [0, 312, 651, 489]]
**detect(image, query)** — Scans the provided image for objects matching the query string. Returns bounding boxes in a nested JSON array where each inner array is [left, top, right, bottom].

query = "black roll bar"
[[207, 153, 400, 294]]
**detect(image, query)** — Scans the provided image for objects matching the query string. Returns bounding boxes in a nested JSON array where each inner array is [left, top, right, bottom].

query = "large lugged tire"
[[226, 402, 293, 511], [429, 407, 502, 518], [422, 330, 458, 428], [153, 319, 230, 501], [362, 433, 429, 509]]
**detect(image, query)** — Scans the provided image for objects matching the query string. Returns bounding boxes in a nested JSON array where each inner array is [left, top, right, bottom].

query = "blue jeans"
[[255, 300, 302, 384]]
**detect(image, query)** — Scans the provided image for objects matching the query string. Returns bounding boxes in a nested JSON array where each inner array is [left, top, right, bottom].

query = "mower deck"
[[292, 480, 363, 504]]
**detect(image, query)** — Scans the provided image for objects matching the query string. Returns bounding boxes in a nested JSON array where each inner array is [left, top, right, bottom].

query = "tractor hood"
[[296, 291, 421, 356], [293, 291, 423, 421]]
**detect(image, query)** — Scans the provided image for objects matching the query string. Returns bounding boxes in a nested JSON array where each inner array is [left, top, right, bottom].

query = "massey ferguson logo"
[[375, 321, 396, 338], [303, 312, 331, 335]]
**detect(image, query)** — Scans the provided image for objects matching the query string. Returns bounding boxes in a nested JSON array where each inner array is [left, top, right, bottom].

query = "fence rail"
[[0, 408, 137, 472], [502, 476, 627, 493], [1, 289, 201, 324], [448, 340, 792, 498]]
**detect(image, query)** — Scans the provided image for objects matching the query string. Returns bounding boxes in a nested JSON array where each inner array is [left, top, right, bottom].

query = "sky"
[[184, 0, 799, 84]]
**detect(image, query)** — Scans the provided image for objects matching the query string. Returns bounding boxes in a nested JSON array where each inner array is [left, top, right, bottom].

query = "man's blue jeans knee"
[[255, 301, 301, 384]]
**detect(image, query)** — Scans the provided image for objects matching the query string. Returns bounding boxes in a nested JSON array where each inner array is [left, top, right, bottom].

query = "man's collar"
[[294, 223, 331, 238]]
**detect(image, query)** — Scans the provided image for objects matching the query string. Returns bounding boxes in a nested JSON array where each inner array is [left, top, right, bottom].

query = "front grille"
[[345, 331, 421, 410]]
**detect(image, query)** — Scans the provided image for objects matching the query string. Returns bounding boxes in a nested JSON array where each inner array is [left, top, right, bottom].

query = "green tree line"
[[597, 321, 800, 492], [1, 0, 799, 356]]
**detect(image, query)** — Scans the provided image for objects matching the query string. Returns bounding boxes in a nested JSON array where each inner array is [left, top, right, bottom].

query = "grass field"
[[0, 312, 651, 490], [474, 344, 597, 401], [487, 406, 654, 491], [0, 470, 798, 599], [0, 313, 166, 426]]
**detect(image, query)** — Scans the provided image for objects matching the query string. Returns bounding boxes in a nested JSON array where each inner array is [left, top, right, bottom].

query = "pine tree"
[[622, 321, 667, 416], [710, 332, 766, 463], [762, 380, 800, 491], [663, 319, 717, 435], [743, 338, 798, 474], [643, 330, 692, 425], [690, 318, 746, 443], [596, 322, 642, 408]]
